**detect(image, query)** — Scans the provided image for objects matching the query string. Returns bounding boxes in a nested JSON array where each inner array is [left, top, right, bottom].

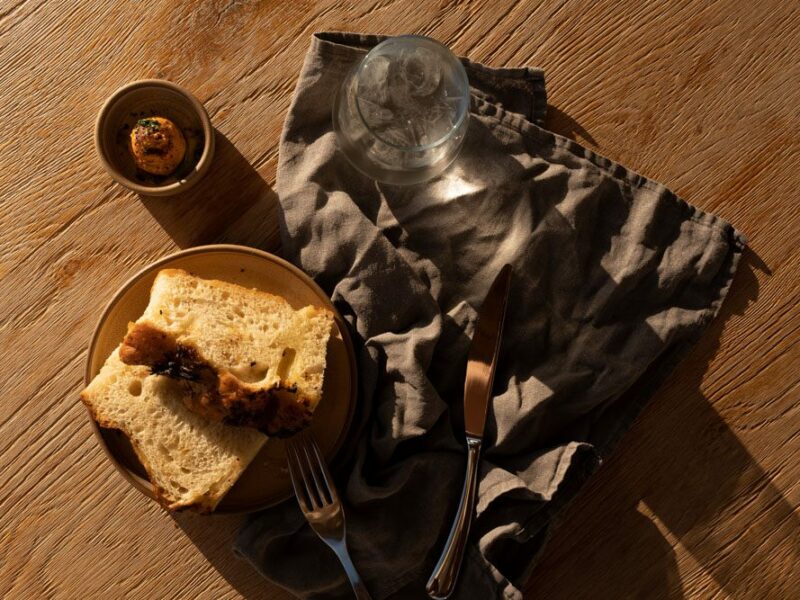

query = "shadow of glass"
[[139, 130, 280, 251]]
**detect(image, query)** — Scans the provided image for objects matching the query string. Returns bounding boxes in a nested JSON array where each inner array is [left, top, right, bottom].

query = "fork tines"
[[286, 432, 337, 512]]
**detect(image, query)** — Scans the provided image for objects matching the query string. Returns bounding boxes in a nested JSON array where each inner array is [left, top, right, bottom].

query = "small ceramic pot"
[[95, 79, 215, 197]]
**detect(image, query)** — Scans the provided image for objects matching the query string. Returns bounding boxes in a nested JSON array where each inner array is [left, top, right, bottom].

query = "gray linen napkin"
[[236, 32, 745, 599]]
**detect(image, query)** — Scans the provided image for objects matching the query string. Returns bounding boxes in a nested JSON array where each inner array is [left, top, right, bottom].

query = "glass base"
[[333, 117, 464, 186]]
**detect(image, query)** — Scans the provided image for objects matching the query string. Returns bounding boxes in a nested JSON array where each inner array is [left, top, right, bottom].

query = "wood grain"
[[0, 1, 797, 598]]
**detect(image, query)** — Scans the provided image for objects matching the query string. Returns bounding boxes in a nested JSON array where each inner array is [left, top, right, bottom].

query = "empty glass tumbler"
[[333, 35, 470, 185]]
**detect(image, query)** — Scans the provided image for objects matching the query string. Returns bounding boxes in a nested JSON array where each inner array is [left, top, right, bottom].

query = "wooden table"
[[2, 1, 798, 598]]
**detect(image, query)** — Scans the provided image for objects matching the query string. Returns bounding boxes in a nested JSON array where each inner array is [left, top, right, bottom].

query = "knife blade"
[[463, 263, 512, 438], [426, 264, 512, 599]]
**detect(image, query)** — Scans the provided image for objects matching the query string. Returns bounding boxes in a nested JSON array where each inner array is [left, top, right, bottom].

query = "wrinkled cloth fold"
[[236, 32, 745, 599]]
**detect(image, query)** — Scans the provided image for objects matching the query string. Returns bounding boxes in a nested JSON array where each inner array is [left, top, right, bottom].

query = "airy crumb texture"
[[139, 268, 334, 410], [82, 268, 335, 511], [81, 351, 267, 512]]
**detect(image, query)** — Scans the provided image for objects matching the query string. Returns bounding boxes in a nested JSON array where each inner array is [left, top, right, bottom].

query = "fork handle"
[[332, 542, 373, 600], [426, 436, 482, 599]]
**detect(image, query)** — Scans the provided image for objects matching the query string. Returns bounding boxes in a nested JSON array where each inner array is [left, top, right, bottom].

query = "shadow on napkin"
[[140, 131, 281, 251], [527, 249, 800, 599], [230, 31, 756, 600], [367, 139, 768, 598]]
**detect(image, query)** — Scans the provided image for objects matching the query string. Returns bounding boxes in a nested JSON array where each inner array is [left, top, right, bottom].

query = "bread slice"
[[117, 269, 335, 435], [81, 269, 335, 512], [81, 350, 267, 512]]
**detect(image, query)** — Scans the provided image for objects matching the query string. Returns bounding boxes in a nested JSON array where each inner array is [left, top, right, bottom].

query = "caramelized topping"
[[120, 323, 311, 436]]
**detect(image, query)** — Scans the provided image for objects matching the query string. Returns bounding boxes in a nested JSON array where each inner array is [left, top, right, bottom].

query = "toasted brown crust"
[[119, 322, 313, 436], [155, 268, 311, 309], [82, 383, 223, 512]]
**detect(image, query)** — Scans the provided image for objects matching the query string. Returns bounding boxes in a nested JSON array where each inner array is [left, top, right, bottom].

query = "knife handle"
[[426, 436, 482, 599]]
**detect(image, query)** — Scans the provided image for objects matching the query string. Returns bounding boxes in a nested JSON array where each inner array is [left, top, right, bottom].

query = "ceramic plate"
[[84, 245, 357, 513]]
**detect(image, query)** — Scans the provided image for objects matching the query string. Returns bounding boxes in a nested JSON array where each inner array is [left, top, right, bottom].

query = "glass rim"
[[353, 35, 470, 152]]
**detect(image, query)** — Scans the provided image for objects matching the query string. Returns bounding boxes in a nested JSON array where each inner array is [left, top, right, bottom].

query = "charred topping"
[[120, 322, 313, 436], [151, 346, 206, 382]]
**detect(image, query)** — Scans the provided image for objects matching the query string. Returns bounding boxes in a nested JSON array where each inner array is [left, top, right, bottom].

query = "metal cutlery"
[[426, 264, 513, 599], [286, 431, 373, 600]]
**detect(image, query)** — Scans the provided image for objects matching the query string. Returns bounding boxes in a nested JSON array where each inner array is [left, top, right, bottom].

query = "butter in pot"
[[129, 117, 186, 176]]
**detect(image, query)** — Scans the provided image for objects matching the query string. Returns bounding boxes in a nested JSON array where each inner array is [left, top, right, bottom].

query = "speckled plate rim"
[[83, 244, 358, 514]]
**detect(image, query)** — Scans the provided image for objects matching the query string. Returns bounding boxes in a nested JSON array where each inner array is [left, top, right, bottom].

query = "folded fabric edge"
[[465, 442, 601, 598], [313, 31, 386, 55], [472, 93, 747, 247], [463, 92, 747, 590], [510, 235, 746, 591], [462, 58, 547, 126], [310, 31, 549, 128], [597, 230, 746, 460]]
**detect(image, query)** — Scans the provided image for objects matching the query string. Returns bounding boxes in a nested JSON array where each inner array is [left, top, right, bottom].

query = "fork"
[[286, 432, 373, 600]]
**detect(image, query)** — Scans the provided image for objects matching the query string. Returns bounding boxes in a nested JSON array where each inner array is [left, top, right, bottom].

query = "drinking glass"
[[333, 35, 470, 185]]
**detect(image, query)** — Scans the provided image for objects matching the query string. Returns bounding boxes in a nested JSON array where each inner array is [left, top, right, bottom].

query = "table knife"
[[426, 264, 513, 599]]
